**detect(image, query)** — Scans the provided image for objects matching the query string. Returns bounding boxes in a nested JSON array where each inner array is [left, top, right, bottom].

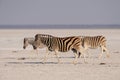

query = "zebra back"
[[55, 36, 81, 52], [82, 35, 106, 48], [35, 34, 54, 51], [35, 34, 82, 52]]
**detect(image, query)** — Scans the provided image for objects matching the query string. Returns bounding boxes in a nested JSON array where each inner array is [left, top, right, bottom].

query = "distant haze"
[[0, 0, 120, 25], [0, 25, 120, 29]]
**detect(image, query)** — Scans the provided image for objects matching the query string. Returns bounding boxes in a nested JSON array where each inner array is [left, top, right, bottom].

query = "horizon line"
[[0, 24, 120, 26]]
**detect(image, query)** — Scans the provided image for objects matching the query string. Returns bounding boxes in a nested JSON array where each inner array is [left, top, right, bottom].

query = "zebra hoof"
[[107, 54, 110, 58], [72, 61, 77, 65]]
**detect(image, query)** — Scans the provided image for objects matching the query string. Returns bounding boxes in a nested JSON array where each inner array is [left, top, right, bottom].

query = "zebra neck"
[[41, 37, 52, 47]]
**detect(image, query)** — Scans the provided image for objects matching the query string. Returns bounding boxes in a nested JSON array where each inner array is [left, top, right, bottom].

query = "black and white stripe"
[[79, 35, 110, 58], [34, 34, 82, 64]]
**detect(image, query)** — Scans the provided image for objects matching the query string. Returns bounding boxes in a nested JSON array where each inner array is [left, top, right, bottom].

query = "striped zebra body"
[[82, 36, 106, 49], [34, 34, 54, 51], [35, 34, 81, 52], [79, 35, 110, 59], [34, 34, 82, 64], [51, 36, 81, 52]]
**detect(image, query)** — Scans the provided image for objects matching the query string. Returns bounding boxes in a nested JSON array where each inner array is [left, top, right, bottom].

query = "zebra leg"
[[73, 53, 78, 65], [46, 48, 50, 55], [80, 52, 88, 63], [71, 48, 81, 58], [42, 49, 49, 64], [83, 53, 88, 63], [78, 52, 81, 58], [86, 50, 90, 58], [79, 49, 88, 63], [55, 50, 61, 63], [32, 45, 39, 55], [98, 46, 104, 59], [81, 45, 88, 63]]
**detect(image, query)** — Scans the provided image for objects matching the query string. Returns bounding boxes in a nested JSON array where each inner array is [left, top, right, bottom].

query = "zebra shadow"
[[57, 56, 75, 58], [7, 62, 56, 64], [7, 61, 81, 64]]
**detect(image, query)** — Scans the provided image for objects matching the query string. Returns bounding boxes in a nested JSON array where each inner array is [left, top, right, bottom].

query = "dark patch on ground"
[[12, 50, 19, 53], [99, 63, 106, 65], [17, 57, 26, 60], [113, 51, 119, 53]]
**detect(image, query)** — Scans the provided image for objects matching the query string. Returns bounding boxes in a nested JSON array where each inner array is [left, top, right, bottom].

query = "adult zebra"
[[34, 34, 83, 64]]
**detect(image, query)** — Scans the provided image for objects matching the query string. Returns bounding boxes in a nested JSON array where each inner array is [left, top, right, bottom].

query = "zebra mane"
[[79, 35, 104, 38], [35, 34, 54, 41], [40, 34, 54, 38]]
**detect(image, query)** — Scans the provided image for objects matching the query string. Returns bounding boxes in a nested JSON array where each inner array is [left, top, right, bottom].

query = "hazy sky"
[[0, 0, 120, 25]]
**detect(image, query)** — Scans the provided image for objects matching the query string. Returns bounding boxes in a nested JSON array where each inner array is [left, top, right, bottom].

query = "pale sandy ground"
[[0, 29, 120, 80]]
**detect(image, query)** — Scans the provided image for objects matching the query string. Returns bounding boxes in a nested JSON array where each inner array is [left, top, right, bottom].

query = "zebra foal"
[[34, 34, 83, 64], [79, 35, 110, 59]]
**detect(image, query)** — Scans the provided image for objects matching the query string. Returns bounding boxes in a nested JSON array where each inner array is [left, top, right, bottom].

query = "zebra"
[[77, 35, 110, 59], [23, 37, 81, 58], [23, 37, 48, 54], [34, 34, 83, 64], [23, 37, 35, 49]]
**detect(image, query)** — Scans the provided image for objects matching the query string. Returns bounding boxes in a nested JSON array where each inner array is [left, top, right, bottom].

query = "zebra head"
[[23, 38, 29, 49]]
